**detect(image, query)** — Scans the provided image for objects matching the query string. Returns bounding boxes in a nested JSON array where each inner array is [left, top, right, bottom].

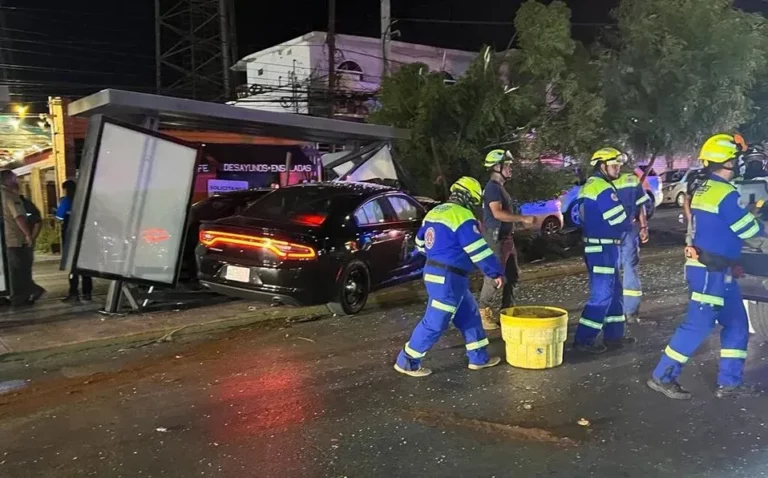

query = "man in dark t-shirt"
[[478, 150, 536, 330]]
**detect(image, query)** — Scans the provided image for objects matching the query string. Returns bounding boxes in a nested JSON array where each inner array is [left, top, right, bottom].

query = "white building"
[[231, 31, 477, 120]]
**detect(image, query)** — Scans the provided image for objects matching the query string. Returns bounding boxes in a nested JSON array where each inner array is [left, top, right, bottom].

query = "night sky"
[[1, 0, 765, 112]]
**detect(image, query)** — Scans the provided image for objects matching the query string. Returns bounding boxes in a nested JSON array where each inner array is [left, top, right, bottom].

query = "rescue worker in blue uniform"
[[573, 148, 634, 354], [614, 169, 650, 323], [648, 133, 765, 399], [394, 177, 505, 377]]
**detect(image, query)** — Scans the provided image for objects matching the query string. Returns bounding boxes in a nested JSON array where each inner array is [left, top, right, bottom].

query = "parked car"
[[661, 168, 690, 207], [196, 182, 434, 315], [516, 197, 564, 235], [561, 166, 663, 227]]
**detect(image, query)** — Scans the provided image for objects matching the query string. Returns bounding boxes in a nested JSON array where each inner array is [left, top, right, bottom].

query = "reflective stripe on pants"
[[574, 243, 624, 345]]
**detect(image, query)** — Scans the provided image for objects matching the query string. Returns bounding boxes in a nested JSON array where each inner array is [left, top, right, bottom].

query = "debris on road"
[[577, 418, 590, 427]]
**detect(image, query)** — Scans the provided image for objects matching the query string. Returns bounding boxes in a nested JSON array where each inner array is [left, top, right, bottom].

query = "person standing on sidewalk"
[[614, 169, 649, 323], [56, 180, 92, 302], [478, 149, 536, 330], [0, 170, 35, 306], [20, 193, 46, 303]]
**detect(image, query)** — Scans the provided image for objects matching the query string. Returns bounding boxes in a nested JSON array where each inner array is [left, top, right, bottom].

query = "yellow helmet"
[[450, 176, 483, 206], [590, 147, 625, 167], [699, 133, 747, 164], [484, 149, 512, 169]]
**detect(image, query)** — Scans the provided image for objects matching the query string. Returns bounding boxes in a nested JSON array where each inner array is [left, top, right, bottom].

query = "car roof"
[[279, 181, 398, 199]]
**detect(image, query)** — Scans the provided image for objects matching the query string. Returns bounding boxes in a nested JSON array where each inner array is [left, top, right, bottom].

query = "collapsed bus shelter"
[[66, 89, 409, 314]]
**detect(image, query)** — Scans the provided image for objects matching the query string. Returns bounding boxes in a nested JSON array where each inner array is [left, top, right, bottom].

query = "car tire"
[[676, 192, 686, 208], [644, 191, 656, 219], [565, 202, 581, 228], [327, 260, 370, 315], [746, 301, 768, 343], [540, 216, 561, 235]]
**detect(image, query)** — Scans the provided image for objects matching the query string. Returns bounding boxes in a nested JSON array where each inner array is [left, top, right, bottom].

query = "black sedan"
[[195, 182, 432, 314]]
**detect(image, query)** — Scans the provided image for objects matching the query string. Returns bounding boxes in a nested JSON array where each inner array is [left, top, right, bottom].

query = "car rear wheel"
[[327, 260, 370, 315], [746, 301, 768, 343], [540, 216, 561, 235], [676, 192, 686, 208]]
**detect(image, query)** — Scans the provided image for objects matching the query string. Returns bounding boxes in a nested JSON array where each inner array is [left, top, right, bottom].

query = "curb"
[[0, 285, 430, 363], [2, 246, 680, 363]]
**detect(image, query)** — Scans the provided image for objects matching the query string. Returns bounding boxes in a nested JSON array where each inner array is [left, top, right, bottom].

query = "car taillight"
[[199, 230, 316, 260], [292, 213, 326, 226]]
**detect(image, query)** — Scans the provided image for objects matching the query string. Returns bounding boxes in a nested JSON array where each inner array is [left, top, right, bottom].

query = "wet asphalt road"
[[5, 246, 768, 477]]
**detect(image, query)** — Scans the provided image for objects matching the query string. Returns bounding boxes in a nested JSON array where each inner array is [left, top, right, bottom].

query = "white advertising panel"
[[73, 121, 198, 286]]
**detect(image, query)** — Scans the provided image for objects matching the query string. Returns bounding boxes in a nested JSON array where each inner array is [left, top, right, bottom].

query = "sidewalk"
[[0, 245, 680, 361]]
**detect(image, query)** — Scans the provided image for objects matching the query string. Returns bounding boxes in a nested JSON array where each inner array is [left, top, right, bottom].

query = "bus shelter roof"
[[68, 89, 409, 144]]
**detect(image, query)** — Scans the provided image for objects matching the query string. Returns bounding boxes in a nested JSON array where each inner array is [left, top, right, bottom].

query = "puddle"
[[0, 380, 27, 394]]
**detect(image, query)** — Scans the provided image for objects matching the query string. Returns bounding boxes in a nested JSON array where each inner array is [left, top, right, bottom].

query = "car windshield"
[[240, 187, 352, 221]]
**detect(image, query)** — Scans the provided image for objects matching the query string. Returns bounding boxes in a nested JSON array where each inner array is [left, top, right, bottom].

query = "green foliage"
[[370, 0, 602, 202], [35, 219, 60, 254], [601, 0, 767, 160], [370, 0, 768, 201]]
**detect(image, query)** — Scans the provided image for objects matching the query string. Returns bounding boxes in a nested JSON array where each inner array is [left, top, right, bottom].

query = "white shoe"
[[394, 364, 433, 377], [468, 356, 502, 371]]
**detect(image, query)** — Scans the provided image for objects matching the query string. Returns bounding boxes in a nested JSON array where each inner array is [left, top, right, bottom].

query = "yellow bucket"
[[500, 306, 569, 370]]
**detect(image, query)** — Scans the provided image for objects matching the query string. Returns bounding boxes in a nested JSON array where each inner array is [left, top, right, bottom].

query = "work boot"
[[715, 384, 762, 399], [573, 342, 608, 355], [647, 377, 692, 400], [393, 364, 433, 378], [604, 336, 637, 351], [625, 313, 641, 324], [480, 307, 499, 331], [61, 295, 79, 303], [468, 356, 502, 371]]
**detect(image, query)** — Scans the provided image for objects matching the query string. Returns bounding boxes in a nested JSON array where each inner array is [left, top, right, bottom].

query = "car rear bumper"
[[196, 249, 338, 306], [199, 280, 305, 306]]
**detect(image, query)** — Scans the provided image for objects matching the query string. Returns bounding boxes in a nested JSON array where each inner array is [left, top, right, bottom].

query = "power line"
[[2, 10, 147, 36], [0, 63, 148, 78], [0, 47, 153, 69], [0, 5, 150, 21], [0, 37, 155, 60]]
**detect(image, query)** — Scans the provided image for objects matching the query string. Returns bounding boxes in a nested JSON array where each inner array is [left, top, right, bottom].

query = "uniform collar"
[[707, 173, 731, 184]]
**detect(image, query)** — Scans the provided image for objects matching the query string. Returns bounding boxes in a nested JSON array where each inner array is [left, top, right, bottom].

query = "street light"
[[14, 104, 28, 119]]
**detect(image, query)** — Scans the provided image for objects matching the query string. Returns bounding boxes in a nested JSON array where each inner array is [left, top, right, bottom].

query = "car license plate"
[[225, 265, 250, 283]]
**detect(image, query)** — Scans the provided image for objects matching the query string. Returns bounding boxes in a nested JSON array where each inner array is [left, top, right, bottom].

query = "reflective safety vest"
[[690, 174, 763, 260], [614, 172, 649, 220], [415, 202, 504, 279], [578, 174, 632, 241]]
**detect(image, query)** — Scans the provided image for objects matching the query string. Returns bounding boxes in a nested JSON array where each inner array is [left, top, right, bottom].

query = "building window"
[[258, 68, 264, 76], [337, 60, 364, 81], [441, 71, 456, 86]]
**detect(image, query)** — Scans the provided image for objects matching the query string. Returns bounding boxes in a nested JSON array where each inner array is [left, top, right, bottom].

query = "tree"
[[600, 0, 767, 170], [370, 0, 604, 203]]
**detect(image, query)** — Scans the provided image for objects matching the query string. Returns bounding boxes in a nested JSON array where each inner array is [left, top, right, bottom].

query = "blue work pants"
[[396, 267, 491, 370], [621, 223, 642, 316], [652, 264, 749, 388], [574, 244, 625, 346]]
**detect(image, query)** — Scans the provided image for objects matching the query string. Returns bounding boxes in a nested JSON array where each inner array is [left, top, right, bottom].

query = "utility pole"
[[218, 0, 232, 99], [327, 0, 336, 118], [380, 0, 391, 78]]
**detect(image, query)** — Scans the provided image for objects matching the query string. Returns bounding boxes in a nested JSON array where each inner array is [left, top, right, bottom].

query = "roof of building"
[[67, 89, 409, 143], [232, 31, 478, 71]]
